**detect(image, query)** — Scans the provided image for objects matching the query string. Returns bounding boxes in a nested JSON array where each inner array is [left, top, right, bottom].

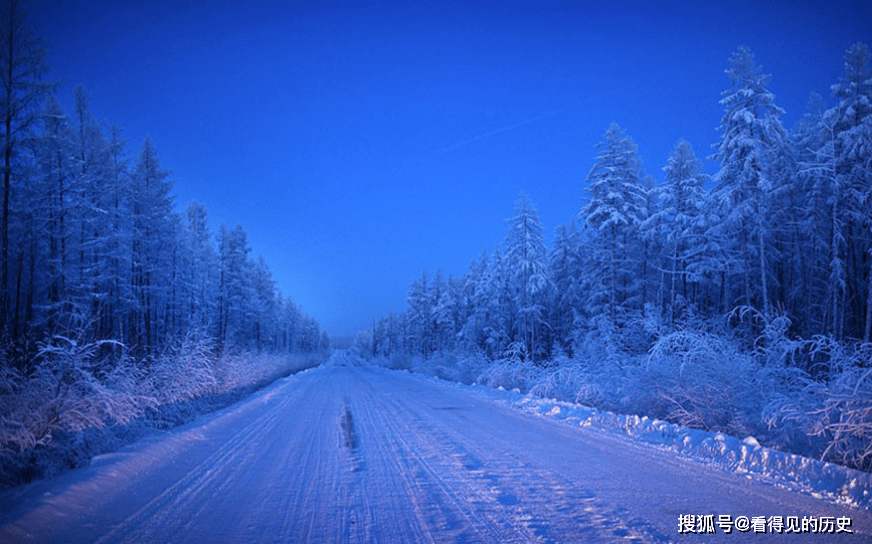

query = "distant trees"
[[0, 3, 323, 369], [359, 43, 872, 472], [367, 42, 872, 362]]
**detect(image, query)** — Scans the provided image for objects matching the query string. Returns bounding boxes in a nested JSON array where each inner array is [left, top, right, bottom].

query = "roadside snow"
[[389, 366, 872, 511], [513, 395, 872, 510]]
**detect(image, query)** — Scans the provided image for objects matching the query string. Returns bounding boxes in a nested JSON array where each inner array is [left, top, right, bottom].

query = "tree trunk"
[[865, 254, 872, 343], [758, 227, 770, 317], [0, 2, 15, 333]]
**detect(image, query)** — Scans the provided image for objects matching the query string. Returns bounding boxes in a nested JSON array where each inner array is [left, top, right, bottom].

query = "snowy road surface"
[[2, 356, 872, 543]]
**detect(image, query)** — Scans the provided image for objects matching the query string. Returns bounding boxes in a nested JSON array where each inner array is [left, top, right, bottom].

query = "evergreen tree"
[[827, 43, 872, 339], [548, 222, 583, 352], [711, 46, 786, 317], [0, 0, 48, 333], [580, 123, 647, 323], [505, 194, 549, 360], [645, 140, 707, 322]]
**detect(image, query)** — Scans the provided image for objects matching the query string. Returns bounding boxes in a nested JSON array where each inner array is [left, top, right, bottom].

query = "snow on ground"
[[509, 393, 872, 511], [410, 364, 872, 511], [1, 351, 871, 543]]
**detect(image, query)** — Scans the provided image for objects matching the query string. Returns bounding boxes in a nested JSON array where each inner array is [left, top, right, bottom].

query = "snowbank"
[[512, 395, 872, 510], [370, 352, 872, 512]]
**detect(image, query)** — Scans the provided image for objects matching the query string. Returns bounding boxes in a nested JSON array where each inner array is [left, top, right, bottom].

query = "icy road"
[[2, 354, 871, 543]]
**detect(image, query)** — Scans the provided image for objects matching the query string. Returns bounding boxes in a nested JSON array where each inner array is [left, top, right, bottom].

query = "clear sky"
[[30, 1, 872, 337]]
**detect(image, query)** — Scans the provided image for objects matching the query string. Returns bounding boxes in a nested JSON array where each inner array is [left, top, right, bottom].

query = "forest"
[[0, 1, 326, 485], [358, 44, 872, 473]]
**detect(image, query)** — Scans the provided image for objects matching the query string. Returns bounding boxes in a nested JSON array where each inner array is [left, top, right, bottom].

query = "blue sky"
[[30, 1, 872, 336]]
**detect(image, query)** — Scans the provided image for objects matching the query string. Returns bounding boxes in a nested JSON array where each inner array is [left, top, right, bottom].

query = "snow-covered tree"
[[129, 139, 174, 356], [504, 194, 550, 360], [548, 222, 583, 352], [0, 0, 48, 334], [827, 43, 872, 340], [644, 140, 707, 322], [580, 123, 647, 323], [711, 46, 786, 318]]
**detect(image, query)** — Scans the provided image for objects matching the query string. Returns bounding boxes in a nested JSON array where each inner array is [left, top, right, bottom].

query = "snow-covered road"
[[2, 355, 871, 543]]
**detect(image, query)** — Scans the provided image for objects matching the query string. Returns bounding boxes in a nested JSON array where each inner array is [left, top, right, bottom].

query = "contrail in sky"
[[434, 109, 563, 154]]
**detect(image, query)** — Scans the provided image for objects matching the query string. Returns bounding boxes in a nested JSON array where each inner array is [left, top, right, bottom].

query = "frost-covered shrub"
[[0, 365, 31, 483], [821, 354, 872, 471], [528, 362, 592, 403], [0, 336, 156, 485], [385, 352, 413, 370], [150, 332, 218, 406], [214, 352, 320, 393], [429, 352, 489, 384], [24, 337, 154, 449], [476, 359, 542, 392], [757, 364, 823, 454], [765, 337, 872, 471], [405, 354, 430, 375], [619, 305, 666, 355], [641, 330, 761, 435], [453, 352, 492, 385], [571, 316, 623, 365], [0, 336, 325, 487], [425, 352, 456, 380], [562, 320, 642, 411]]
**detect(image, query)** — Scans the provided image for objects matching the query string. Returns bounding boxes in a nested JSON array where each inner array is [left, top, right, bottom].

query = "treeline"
[[366, 44, 872, 363], [359, 45, 872, 471], [0, 1, 326, 368]]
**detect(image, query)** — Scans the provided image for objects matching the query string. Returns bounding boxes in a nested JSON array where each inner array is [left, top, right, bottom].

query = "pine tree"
[[406, 272, 431, 355], [645, 140, 707, 323], [580, 123, 647, 323], [432, 279, 456, 352], [185, 202, 216, 332], [711, 46, 786, 317], [548, 222, 583, 351], [129, 139, 174, 355], [0, 0, 48, 334], [504, 194, 549, 360], [216, 224, 253, 353], [37, 98, 75, 333], [790, 94, 830, 335], [827, 43, 872, 339]]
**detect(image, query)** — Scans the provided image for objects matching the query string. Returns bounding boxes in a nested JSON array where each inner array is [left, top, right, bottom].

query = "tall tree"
[[129, 139, 173, 355], [580, 123, 647, 323], [644, 140, 707, 323], [711, 46, 786, 317], [504, 194, 549, 360], [548, 222, 583, 352], [827, 43, 872, 339], [0, 0, 47, 334]]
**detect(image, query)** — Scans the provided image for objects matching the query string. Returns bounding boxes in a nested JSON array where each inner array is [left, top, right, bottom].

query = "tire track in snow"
[[95, 373, 310, 543], [352, 374, 513, 543], [366, 368, 667, 543]]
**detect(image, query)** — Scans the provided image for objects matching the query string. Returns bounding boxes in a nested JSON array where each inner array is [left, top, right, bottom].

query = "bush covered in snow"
[[638, 329, 762, 435], [765, 336, 872, 472], [475, 358, 542, 392], [0, 335, 326, 488]]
